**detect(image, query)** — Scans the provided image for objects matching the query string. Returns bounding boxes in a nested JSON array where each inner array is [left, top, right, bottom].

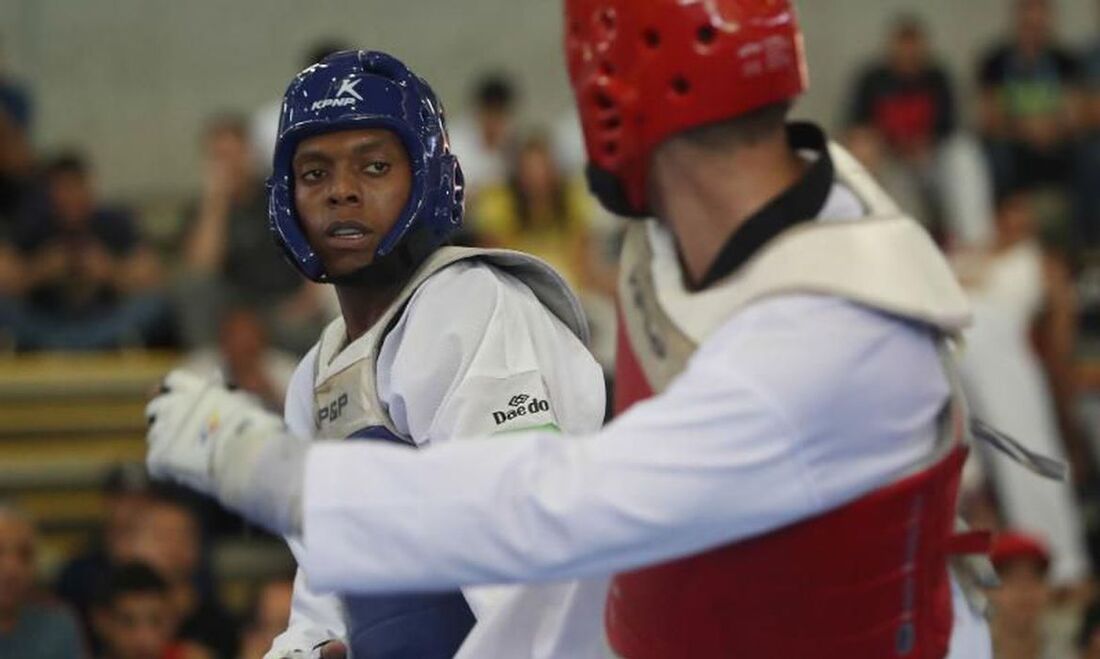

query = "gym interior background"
[[2, 1, 1100, 657]]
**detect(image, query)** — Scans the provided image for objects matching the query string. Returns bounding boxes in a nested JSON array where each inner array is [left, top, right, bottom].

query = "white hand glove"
[[146, 369, 306, 534]]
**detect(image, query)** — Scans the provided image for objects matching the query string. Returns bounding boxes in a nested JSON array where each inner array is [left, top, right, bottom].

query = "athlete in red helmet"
[[147, 2, 999, 656]]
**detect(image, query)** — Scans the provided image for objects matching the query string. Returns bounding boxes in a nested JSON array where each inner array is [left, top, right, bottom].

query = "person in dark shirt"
[[0, 36, 31, 133], [845, 15, 961, 237], [0, 153, 171, 349], [0, 38, 35, 251], [848, 15, 956, 159], [1071, 2, 1100, 247], [978, 0, 1083, 192]]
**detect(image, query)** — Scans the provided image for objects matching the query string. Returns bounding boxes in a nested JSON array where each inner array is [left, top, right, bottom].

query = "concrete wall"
[[3, 0, 1097, 201]]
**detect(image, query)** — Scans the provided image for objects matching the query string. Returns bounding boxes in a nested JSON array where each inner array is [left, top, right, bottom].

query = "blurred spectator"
[[0, 108, 33, 225], [988, 531, 1059, 659], [449, 72, 519, 203], [845, 15, 956, 231], [178, 114, 326, 353], [184, 307, 298, 412], [92, 562, 210, 659], [251, 40, 351, 172], [0, 152, 172, 350], [1080, 596, 1100, 658], [0, 37, 33, 229], [1072, 128, 1100, 248], [130, 492, 237, 659], [0, 36, 32, 133], [236, 577, 293, 659], [1082, 0, 1100, 132], [955, 190, 1091, 588], [0, 39, 34, 284], [1073, 4, 1100, 248], [848, 16, 957, 164], [56, 464, 152, 654], [0, 503, 85, 659], [471, 131, 615, 297], [0, 107, 35, 303], [471, 130, 620, 374], [844, 15, 998, 249], [978, 0, 1083, 194]]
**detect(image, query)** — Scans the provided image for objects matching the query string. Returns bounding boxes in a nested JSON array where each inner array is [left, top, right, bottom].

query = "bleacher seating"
[[0, 351, 294, 609]]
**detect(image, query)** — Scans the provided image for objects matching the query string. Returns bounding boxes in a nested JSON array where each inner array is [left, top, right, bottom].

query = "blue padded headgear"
[[268, 50, 464, 282]]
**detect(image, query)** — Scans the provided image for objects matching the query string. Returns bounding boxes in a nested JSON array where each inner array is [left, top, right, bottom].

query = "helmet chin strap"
[[586, 163, 649, 219]]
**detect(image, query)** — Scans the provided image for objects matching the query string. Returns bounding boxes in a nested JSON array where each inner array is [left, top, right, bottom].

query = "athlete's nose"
[[327, 165, 360, 206]]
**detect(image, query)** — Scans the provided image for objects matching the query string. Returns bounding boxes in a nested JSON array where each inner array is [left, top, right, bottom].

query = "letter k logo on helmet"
[[337, 78, 364, 101]]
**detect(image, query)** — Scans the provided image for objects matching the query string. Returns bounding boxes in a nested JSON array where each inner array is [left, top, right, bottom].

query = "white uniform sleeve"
[[300, 296, 948, 593], [267, 346, 348, 658], [378, 261, 606, 444]]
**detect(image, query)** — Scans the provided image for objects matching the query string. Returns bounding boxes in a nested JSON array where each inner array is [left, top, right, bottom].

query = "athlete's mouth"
[[325, 220, 371, 241]]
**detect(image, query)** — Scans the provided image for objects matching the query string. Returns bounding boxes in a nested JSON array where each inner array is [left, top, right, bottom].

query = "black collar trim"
[[697, 122, 834, 289]]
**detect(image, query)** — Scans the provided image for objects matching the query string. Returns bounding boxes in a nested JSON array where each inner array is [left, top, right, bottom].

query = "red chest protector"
[[604, 155, 984, 658], [610, 311, 976, 658]]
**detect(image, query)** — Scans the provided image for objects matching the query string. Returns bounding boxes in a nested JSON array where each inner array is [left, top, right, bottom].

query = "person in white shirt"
[[169, 49, 608, 658], [446, 73, 518, 202], [147, 3, 1009, 657]]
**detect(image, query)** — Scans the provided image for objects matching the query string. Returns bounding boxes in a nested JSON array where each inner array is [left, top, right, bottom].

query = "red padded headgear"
[[564, 0, 808, 216]]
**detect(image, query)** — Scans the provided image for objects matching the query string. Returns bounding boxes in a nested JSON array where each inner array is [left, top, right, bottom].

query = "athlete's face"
[[293, 128, 412, 278]]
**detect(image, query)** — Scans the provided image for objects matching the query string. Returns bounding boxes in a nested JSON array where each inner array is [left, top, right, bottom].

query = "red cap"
[[990, 531, 1051, 571], [564, 0, 808, 215]]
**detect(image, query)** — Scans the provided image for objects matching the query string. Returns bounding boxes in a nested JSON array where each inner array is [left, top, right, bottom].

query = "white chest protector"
[[617, 143, 972, 397], [310, 246, 588, 443]]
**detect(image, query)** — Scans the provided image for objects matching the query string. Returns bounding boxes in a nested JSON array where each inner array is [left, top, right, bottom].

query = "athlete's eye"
[[299, 168, 325, 183], [364, 161, 391, 176]]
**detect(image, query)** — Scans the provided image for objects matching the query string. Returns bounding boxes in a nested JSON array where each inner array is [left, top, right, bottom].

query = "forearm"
[[299, 418, 819, 594], [215, 422, 307, 535], [266, 540, 347, 658], [185, 199, 231, 271]]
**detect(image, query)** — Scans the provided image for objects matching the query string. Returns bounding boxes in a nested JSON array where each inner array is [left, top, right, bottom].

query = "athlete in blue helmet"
[[165, 51, 607, 658]]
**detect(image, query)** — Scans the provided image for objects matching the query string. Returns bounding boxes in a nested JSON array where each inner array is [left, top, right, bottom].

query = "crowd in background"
[[4, 0, 1100, 656]]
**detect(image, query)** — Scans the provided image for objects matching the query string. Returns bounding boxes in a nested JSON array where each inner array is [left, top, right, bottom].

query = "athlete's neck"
[[335, 278, 409, 342], [648, 131, 806, 288]]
